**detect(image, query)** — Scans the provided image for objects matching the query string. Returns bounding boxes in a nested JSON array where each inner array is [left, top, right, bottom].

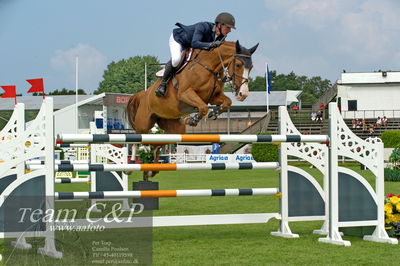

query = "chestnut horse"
[[126, 41, 258, 179]]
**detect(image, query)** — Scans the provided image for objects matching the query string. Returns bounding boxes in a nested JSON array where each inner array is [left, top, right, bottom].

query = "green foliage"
[[36, 88, 87, 95], [381, 131, 400, 148], [95, 55, 162, 94], [389, 143, 400, 170], [137, 145, 154, 163], [248, 70, 332, 105], [136, 125, 165, 163], [384, 168, 400, 181], [251, 133, 279, 162]]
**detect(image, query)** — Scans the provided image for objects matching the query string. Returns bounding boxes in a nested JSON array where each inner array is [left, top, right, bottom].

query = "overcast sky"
[[1, 0, 399, 94]]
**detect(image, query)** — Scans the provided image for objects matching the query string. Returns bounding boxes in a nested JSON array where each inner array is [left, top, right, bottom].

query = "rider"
[[155, 12, 236, 97]]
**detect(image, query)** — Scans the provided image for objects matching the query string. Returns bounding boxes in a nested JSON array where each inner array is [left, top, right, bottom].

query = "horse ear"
[[249, 43, 259, 55], [236, 40, 241, 53]]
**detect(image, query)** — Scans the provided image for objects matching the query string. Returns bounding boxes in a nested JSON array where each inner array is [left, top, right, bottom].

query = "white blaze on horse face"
[[236, 68, 250, 101]]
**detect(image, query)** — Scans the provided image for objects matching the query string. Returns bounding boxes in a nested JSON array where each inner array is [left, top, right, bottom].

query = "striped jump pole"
[[27, 162, 280, 172], [55, 178, 90, 184], [56, 188, 280, 200], [26, 160, 89, 165], [57, 133, 329, 144], [56, 143, 89, 148]]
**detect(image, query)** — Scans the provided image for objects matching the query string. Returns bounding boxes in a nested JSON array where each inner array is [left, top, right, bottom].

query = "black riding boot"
[[155, 60, 174, 97]]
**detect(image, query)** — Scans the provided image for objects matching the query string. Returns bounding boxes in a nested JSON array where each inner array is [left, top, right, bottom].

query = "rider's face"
[[218, 24, 232, 36]]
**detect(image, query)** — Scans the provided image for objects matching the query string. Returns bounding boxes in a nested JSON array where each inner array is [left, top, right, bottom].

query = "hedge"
[[381, 131, 400, 148], [384, 168, 400, 182], [252, 132, 279, 162]]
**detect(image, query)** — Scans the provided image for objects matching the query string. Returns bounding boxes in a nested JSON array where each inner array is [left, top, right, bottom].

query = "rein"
[[190, 45, 251, 96]]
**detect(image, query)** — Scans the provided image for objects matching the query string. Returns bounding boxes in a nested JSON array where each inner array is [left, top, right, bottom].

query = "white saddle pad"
[[156, 69, 164, 77]]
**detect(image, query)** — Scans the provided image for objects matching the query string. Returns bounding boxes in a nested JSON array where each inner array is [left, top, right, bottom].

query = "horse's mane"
[[194, 41, 236, 55], [220, 41, 236, 47]]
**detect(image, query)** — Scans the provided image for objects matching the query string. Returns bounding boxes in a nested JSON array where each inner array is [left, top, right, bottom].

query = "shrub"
[[384, 168, 400, 182], [252, 133, 279, 162], [381, 131, 400, 148], [389, 143, 400, 169]]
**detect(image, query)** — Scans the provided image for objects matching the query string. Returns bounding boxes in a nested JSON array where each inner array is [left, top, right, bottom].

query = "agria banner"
[[206, 154, 255, 163]]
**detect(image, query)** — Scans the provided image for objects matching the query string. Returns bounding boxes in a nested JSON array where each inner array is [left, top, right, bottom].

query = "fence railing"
[[341, 110, 400, 119]]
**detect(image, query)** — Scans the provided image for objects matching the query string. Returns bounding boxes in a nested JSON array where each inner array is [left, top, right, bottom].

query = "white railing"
[[161, 153, 207, 164], [341, 109, 400, 119]]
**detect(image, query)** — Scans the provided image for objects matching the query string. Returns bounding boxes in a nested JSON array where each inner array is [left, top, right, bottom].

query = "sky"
[[1, 0, 399, 95]]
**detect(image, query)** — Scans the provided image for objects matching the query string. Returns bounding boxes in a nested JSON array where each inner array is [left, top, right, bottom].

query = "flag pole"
[[265, 63, 270, 113], [75, 56, 79, 134]]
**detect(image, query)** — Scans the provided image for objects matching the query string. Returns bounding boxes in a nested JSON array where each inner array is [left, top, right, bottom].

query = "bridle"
[[191, 44, 251, 97], [226, 54, 251, 95]]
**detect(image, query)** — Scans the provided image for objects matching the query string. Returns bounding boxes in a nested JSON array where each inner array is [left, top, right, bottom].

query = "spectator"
[[376, 116, 382, 128], [361, 119, 367, 131], [369, 124, 375, 135], [382, 116, 388, 127], [356, 119, 362, 128], [311, 112, 317, 122], [316, 110, 323, 123], [352, 119, 357, 128]]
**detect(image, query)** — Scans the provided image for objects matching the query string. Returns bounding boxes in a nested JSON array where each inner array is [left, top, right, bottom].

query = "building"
[[186, 90, 302, 133], [337, 71, 400, 119]]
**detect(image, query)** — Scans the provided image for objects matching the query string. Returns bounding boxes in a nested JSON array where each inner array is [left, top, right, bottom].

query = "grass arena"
[[0, 97, 399, 265]]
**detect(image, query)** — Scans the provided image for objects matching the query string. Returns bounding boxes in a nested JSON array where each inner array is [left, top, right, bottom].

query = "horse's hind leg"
[[134, 112, 157, 134], [157, 118, 186, 134], [133, 112, 157, 181], [146, 118, 185, 178]]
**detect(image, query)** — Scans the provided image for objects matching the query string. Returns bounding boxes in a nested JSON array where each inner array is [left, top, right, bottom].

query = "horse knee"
[[198, 106, 208, 117]]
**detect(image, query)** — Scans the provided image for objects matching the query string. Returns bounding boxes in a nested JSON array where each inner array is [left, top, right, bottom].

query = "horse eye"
[[236, 63, 241, 68]]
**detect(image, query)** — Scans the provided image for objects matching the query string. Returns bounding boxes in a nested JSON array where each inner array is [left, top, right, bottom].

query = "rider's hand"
[[209, 40, 223, 49]]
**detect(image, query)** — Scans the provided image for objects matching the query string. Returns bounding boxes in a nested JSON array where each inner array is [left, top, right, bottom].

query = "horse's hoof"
[[208, 111, 218, 120], [188, 118, 198, 126]]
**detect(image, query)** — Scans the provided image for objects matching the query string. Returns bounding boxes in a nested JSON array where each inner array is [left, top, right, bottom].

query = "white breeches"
[[169, 34, 184, 67]]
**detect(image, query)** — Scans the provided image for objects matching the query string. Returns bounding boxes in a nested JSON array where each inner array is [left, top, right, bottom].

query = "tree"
[[248, 70, 332, 105], [95, 55, 162, 94], [32, 88, 87, 96]]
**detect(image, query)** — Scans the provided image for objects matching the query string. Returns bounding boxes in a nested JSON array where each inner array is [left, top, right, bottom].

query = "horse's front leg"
[[208, 93, 232, 120], [148, 144, 162, 178], [178, 88, 208, 126]]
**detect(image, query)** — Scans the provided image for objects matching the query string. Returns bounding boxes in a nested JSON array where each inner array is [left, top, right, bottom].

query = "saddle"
[[156, 49, 194, 89]]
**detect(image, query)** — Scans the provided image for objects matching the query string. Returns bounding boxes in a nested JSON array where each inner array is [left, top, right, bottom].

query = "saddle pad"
[[156, 69, 164, 77], [155, 49, 194, 77]]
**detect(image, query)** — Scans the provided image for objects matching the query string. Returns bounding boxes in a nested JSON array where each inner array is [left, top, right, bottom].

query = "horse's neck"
[[201, 45, 235, 72]]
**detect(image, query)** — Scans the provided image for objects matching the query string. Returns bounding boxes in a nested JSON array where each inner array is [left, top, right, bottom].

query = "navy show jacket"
[[172, 22, 219, 50]]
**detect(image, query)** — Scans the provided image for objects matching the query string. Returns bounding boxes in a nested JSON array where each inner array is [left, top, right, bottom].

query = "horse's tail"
[[125, 91, 145, 131]]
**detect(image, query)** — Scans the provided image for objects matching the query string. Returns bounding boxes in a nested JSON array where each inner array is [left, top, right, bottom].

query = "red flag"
[[1, 85, 16, 98], [1, 85, 17, 104], [27, 78, 44, 93]]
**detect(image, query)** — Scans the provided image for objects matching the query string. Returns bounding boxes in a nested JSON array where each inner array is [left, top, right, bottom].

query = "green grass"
[[2, 164, 400, 265]]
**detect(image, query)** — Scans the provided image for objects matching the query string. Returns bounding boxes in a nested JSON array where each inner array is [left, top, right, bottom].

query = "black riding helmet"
[[215, 12, 236, 29]]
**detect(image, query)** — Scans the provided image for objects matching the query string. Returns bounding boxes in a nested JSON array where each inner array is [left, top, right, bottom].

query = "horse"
[[126, 40, 258, 180]]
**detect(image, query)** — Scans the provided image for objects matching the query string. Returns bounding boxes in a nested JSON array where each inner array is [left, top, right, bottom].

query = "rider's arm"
[[191, 23, 213, 50]]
